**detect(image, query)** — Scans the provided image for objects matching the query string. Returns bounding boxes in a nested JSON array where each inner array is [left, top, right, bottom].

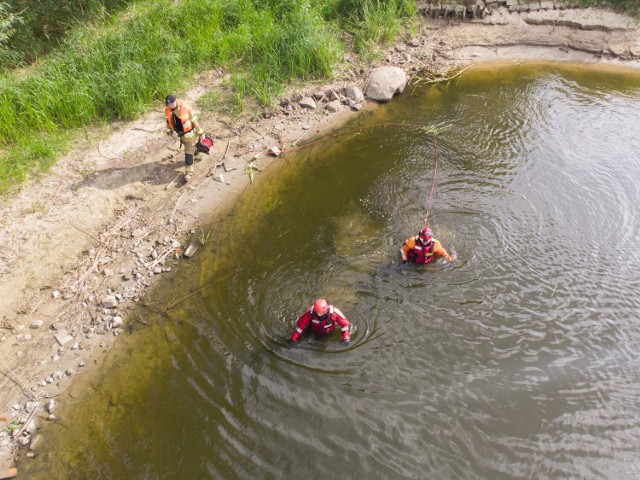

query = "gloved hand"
[[343, 339, 350, 347], [166, 128, 174, 137], [402, 260, 408, 265], [287, 338, 296, 346]]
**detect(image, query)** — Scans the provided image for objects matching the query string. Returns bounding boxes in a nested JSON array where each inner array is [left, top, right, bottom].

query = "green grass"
[[1, 0, 136, 69], [581, 0, 640, 18], [321, 0, 417, 56], [0, 0, 417, 193]]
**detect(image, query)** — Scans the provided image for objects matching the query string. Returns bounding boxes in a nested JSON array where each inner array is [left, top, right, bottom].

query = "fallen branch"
[[143, 303, 199, 328], [165, 174, 181, 190], [207, 139, 231, 177], [292, 129, 309, 146], [1, 361, 35, 400]]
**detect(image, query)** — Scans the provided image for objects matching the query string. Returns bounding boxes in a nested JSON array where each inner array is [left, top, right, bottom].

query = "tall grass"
[[321, 0, 417, 55], [0, 0, 414, 193], [3, 0, 136, 69], [581, 0, 640, 17]]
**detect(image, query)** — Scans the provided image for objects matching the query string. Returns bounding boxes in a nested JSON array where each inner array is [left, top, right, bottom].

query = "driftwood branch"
[[207, 139, 231, 177]]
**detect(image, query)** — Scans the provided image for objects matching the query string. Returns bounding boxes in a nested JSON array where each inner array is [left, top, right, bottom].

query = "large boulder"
[[365, 67, 407, 103]]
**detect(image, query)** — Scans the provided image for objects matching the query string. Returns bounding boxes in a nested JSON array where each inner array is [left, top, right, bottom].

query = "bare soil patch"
[[1, 8, 639, 474]]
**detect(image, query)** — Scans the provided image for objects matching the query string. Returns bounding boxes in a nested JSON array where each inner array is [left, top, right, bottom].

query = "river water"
[[24, 64, 640, 479]]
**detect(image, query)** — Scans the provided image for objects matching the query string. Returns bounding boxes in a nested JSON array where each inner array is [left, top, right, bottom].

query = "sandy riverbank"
[[1, 5, 639, 475]]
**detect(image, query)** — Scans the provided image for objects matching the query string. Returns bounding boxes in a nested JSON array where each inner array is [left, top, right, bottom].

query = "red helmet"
[[419, 227, 433, 245], [313, 298, 329, 317]]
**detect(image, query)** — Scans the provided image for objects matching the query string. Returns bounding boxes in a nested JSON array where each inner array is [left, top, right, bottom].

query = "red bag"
[[196, 134, 214, 155]]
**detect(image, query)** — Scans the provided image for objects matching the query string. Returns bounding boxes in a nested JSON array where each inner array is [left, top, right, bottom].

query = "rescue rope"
[[424, 130, 439, 228], [222, 121, 445, 228], [213, 121, 444, 227]]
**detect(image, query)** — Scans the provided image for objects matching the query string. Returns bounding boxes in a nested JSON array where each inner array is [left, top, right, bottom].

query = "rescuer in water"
[[400, 227, 452, 265], [289, 298, 351, 346]]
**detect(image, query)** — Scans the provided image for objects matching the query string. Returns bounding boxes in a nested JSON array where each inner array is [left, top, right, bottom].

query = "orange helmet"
[[418, 227, 433, 245], [313, 298, 329, 318]]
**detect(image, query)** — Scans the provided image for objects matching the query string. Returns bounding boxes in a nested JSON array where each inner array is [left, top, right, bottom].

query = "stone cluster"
[[420, 0, 582, 20]]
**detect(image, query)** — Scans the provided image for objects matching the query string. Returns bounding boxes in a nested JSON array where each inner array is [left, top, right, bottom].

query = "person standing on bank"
[[165, 94, 205, 182], [400, 227, 452, 265], [289, 298, 351, 346]]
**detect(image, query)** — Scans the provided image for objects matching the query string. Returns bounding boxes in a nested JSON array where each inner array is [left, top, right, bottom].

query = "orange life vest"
[[165, 101, 193, 135]]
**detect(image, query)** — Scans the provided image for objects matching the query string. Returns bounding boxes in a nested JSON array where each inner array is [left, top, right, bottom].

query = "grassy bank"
[[0, 0, 415, 194], [583, 0, 640, 17]]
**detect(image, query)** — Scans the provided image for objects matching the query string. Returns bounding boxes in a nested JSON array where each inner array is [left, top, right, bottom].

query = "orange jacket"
[[165, 100, 202, 136], [400, 236, 452, 263]]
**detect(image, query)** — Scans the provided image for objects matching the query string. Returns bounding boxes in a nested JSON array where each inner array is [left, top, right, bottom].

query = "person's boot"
[[184, 165, 194, 183]]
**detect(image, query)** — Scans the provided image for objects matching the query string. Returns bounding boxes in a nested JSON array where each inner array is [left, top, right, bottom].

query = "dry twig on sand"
[[410, 65, 470, 93], [207, 139, 231, 177]]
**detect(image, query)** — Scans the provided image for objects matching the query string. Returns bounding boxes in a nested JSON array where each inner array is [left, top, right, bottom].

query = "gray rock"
[[365, 67, 407, 103], [24, 419, 37, 434], [325, 100, 342, 113], [344, 86, 364, 103], [54, 330, 74, 346], [45, 399, 57, 414], [101, 295, 118, 308], [299, 97, 317, 110], [30, 320, 44, 329], [325, 90, 340, 101], [184, 245, 198, 258], [29, 433, 44, 450]]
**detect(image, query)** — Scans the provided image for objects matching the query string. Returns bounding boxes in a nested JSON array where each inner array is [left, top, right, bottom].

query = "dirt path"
[[1, 6, 639, 474]]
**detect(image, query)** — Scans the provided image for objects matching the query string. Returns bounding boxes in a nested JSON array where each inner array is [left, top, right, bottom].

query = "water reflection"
[[23, 64, 640, 479]]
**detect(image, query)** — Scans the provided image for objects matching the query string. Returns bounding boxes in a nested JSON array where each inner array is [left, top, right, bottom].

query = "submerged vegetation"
[[0, 0, 416, 193]]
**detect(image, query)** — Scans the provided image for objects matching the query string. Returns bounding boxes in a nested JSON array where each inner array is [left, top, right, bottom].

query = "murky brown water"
[[23, 64, 640, 479]]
